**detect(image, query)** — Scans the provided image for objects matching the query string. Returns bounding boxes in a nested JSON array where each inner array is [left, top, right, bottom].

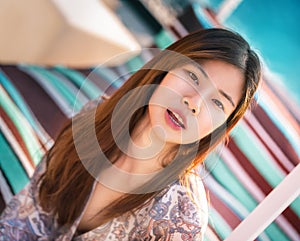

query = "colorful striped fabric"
[[1, 57, 299, 241], [1, 12, 299, 241]]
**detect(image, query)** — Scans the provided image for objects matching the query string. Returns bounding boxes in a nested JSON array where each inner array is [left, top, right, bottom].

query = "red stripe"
[[0, 105, 33, 168], [263, 79, 300, 125], [209, 190, 241, 229], [252, 105, 299, 166], [244, 117, 290, 174], [1, 65, 68, 140]]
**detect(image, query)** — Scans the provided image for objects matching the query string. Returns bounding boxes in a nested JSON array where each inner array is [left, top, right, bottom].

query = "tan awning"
[[0, 0, 141, 67]]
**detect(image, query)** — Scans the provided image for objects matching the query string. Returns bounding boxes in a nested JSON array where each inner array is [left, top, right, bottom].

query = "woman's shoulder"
[[0, 157, 51, 239], [146, 173, 208, 239], [159, 173, 208, 222]]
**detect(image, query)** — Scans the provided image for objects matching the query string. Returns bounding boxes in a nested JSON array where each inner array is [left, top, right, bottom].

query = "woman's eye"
[[188, 71, 199, 85], [212, 99, 224, 111]]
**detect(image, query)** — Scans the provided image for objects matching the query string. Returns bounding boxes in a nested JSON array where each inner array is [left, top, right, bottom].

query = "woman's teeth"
[[167, 109, 185, 128]]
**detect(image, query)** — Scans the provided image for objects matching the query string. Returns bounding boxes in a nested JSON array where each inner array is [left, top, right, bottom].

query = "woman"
[[0, 28, 261, 240]]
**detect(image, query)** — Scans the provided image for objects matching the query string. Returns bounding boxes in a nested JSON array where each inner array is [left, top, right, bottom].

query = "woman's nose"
[[182, 96, 202, 115]]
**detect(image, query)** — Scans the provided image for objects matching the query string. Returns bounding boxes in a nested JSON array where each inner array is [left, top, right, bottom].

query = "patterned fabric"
[[0, 157, 208, 240]]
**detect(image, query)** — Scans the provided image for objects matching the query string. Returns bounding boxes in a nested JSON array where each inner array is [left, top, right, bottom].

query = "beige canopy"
[[0, 0, 141, 67]]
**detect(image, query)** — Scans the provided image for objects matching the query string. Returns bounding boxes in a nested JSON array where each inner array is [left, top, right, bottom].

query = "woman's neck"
[[115, 112, 175, 174]]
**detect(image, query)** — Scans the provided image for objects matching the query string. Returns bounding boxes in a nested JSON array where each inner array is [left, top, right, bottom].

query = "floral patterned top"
[[0, 156, 208, 241], [0, 97, 208, 240]]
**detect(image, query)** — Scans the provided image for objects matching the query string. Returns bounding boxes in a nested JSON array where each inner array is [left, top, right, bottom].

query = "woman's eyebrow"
[[190, 63, 209, 79], [189, 63, 236, 107], [219, 89, 235, 107]]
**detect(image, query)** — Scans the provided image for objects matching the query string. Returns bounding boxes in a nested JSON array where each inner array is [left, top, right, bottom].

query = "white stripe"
[[238, 120, 287, 179], [0, 85, 44, 165], [19, 67, 73, 118], [0, 69, 53, 150], [221, 147, 266, 201], [245, 114, 295, 171], [216, 0, 243, 22], [259, 89, 300, 157], [205, 174, 250, 218]]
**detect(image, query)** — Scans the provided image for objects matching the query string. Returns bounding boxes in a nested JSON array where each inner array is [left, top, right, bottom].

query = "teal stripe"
[[203, 234, 217, 241], [211, 156, 258, 210], [0, 72, 44, 139], [232, 123, 284, 186], [291, 196, 300, 217], [53, 66, 102, 100], [0, 88, 43, 165], [24, 65, 83, 112], [0, 132, 29, 193], [233, 123, 300, 216], [125, 56, 145, 74], [205, 174, 249, 219], [259, 98, 300, 156], [192, 3, 213, 29], [264, 221, 291, 241], [208, 207, 232, 240], [154, 29, 176, 49], [50, 71, 90, 106]]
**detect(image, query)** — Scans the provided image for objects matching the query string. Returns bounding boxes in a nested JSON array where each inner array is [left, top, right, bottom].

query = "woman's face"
[[148, 60, 244, 145]]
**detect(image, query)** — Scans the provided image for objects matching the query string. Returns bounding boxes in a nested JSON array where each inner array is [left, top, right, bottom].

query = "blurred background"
[[0, 0, 299, 240]]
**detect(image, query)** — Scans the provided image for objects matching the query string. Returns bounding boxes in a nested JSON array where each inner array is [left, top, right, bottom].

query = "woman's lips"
[[165, 109, 186, 129]]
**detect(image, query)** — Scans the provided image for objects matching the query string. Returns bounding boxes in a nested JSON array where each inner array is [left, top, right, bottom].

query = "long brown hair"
[[39, 28, 261, 226]]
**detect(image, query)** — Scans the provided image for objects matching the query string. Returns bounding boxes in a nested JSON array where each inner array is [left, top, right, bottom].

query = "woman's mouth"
[[166, 109, 185, 129]]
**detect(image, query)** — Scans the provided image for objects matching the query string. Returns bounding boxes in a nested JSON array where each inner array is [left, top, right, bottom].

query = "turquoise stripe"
[[208, 207, 232, 240], [53, 66, 102, 100], [291, 196, 300, 217], [192, 3, 213, 29], [205, 174, 249, 219], [232, 123, 284, 186], [203, 233, 218, 241], [0, 88, 43, 165], [259, 98, 300, 157], [233, 123, 300, 216], [0, 72, 44, 139], [24, 65, 83, 112], [154, 29, 176, 49], [50, 71, 90, 106], [125, 56, 145, 74], [0, 132, 29, 193], [211, 156, 258, 210], [264, 221, 291, 241]]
